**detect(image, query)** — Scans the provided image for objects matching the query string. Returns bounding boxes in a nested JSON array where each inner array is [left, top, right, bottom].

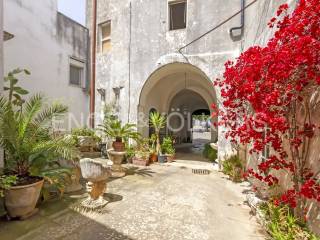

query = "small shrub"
[[162, 137, 175, 155], [202, 143, 217, 162], [259, 202, 320, 240], [0, 175, 17, 197], [222, 155, 243, 182], [71, 127, 101, 144]]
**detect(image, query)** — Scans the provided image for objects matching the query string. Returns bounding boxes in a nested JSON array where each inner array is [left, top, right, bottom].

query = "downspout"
[[90, 0, 97, 128], [229, 0, 245, 37], [127, 1, 132, 123]]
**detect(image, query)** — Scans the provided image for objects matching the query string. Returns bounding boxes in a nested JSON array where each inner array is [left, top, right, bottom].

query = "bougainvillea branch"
[[215, 0, 320, 220]]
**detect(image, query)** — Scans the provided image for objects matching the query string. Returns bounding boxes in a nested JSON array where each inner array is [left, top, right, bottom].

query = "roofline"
[[57, 11, 88, 31]]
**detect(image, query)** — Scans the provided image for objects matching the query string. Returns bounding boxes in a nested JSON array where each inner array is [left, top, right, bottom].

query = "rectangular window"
[[99, 21, 111, 53], [69, 58, 85, 87], [169, 1, 187, 30]]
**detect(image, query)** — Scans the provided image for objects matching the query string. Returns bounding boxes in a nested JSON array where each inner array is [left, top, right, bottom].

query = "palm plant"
[[149, 111, 166, 154], [0, 69, 77, 180], [98, 119, 140, 142]]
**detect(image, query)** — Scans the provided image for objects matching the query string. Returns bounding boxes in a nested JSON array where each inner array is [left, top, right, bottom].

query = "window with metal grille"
[[69, 65, 83, 86], [169, 1, 187, 30]]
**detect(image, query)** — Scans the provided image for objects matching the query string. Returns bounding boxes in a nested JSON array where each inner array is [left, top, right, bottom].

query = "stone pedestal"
[[79, 158, 112, 209], [107, 149, 126, 178]]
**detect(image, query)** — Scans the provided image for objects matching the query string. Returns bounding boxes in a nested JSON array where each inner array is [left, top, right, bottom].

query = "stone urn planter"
[[132, 157, 149, 166], [77, 136, 98, 152], [5, 178, 44, 219], [79, 158, 112, 209], [107, 149, 126, 177]]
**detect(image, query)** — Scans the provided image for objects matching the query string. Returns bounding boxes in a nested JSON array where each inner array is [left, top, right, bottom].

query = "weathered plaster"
[[3, 0, 90, 130]]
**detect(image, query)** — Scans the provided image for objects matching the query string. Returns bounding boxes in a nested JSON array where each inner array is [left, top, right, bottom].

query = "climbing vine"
[[215, 0, 320, 220]]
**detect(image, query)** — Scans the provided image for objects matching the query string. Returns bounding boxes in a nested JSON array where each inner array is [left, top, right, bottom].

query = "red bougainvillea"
[[216, 0, 320, 219]]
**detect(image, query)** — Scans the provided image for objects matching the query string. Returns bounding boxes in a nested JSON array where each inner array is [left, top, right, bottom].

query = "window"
[[99, 21, 111, 53], [69, 58, 85, 87], [169, 1, 187, 30]]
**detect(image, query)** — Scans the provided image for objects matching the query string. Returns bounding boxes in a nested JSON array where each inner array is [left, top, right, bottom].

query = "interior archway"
[[138, 62, 218, 159]]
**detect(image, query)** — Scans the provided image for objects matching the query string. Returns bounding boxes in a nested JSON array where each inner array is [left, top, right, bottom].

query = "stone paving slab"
[[0, 163, 266, 240]]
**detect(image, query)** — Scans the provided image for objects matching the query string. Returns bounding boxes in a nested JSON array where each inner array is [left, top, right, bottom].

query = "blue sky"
[[57, 0, 86, 25]]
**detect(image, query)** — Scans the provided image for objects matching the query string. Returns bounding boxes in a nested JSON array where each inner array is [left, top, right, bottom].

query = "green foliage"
[[98, 119, 140, 142], [4, 68, 30, 106], [149, 112, 166, 154], [149, 134, 157, 154], [71, 127, 101, 145], [134, 138, 150, 160], [0, 175, 17, 197], [202, 143, 217, 162], [259, 202, 320, 240], [125, 145, 135, 160], [222, 155, 243, 182], [193, 115, 210, 121], [161, 137, 175, 155], [0, 69, 77, 180]]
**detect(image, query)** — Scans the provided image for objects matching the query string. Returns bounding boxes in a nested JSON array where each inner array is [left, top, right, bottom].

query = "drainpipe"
[[229, 0, 245, 37], [90, 0, 97, 128]]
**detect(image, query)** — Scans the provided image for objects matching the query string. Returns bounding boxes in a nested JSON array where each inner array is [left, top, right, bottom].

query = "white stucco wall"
[[3, 0, 90, 131]]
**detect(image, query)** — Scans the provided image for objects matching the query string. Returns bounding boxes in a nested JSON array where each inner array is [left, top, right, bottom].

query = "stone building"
[[86, 0, 248, 160], [3, 0, 90, 130]]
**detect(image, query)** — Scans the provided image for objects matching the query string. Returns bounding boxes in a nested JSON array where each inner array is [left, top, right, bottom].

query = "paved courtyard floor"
[[0, 157, 265, 240]]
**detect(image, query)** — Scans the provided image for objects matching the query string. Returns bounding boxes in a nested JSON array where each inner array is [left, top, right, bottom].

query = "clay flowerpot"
[[166, 154, 175, 163], [150, 153, 158, 163], [5, 178, 44, 219], [132, 157, 149, 166], [112, 140, 125, 152]]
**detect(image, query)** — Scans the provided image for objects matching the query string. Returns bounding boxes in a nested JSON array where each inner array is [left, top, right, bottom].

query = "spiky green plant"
[[149, 111, 166, 154], [98, 119, 140, 142], [0, 69, 77, 179]]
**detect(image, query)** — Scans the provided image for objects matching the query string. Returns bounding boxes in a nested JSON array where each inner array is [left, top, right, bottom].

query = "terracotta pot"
[[132, 157, 149, 166], [112, 141, 125, 152], [150, 153, 158, 163], [5, 178, 44, 218], [166, 154, 174, 163]]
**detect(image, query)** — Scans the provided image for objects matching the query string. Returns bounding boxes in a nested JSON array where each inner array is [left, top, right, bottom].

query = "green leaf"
[[13, 87, 29, 95], [3, 87, 10, 91], [24, 69, 31, 75]]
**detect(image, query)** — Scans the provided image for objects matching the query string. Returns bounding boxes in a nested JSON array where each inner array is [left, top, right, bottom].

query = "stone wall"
[[86, 0, 250, 160], [3, 0, 90, 130]]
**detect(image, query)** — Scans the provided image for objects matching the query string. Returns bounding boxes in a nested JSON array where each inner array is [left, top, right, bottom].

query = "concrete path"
[[0, 162, 265, 240]]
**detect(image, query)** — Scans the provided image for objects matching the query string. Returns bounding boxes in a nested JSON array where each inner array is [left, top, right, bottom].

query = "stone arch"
[[138, 62, 218, 141]]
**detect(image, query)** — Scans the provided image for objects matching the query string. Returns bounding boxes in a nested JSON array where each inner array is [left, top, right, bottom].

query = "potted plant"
[[149, 112, 166, 161], [98, 119, 140, 152], [132, 138, 150, 166], [149, 134, 157, 163], [161, 137, 175, 163], [0, 69, 77, 219], [71, 127, 101, 153]]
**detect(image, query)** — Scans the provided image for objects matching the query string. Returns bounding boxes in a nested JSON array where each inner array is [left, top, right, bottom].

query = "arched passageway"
[[138, 62, 218, 160]]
